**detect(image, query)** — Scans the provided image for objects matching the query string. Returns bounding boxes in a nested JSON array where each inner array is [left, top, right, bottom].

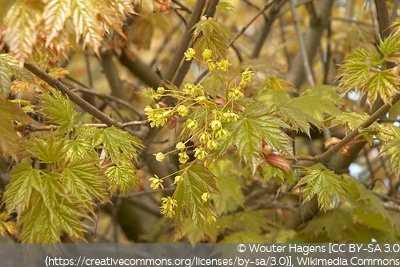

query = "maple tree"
[[0, 0, 400, 243]]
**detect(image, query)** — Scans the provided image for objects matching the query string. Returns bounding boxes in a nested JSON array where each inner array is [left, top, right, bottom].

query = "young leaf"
[[43, 0, 72, 44], [273, 105, 323, 136], [4, 160, 43, 215], [40, 89, 80, 132], [3, 1, 40, 65], [364, 69, 400, 106], [380, 138, 400, 177], [62, 157, 108, 204], [292, 85, 342, 121], [210, 159, 247, 214], [296, 168, 348, 211], [216, 2, 235, 14], [192, 18, 232, 59], [105, 155, 139, 195], [344, 175, 396, 233], [215, 107, 292, 172], [257, 88, 323, 136], [93, 126, 143, 163], [0, 54, 34, 97], [0, 99, 33, 159], [174, 163, 220, 228], [23, 133, 68, 164], [0, 212, 18, 236], [338, 47, 400, 106], [261, 162, 295, 184], [20, 191, 85, 243]]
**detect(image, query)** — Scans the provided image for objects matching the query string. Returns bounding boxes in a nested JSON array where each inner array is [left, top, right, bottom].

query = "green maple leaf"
[[273, 105, 323, 137], [261, 163, 295, 184], [338, 46, 400, 106], [291, 85, 342, 121], [4, 160, 42, 214], [105, 155, 139, 195], [344, 175, 396, 232], [297, 167, 348, 211], [23, 133, 68, 164], [215, 107, 292, 172], [62, 157, 108, 206], [20, 191, 85, 243], [0, 99, 33, 159], [192, 18, 232, 59], [257, 87, 323, 136], [40, 89, 80, 132], [210, 159, 247, 214], [174, 163, 220, 228], [0, 53, 34, 97], [93, 126, 143, 163], [380, 138, 400, 177]]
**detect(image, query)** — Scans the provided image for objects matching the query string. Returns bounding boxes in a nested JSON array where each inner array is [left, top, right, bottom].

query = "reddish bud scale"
[[324, 137, 341, 149], [265, 154, 292, 173]]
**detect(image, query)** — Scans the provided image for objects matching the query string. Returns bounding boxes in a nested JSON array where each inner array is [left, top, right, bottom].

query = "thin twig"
[[314, 94, 400, 163], [18, 120, 148, 132], [114, 187, 175, 198], [289, 0, 315, 87], [163, 0, 206, 84], [171, 0, 192, 13], [71, 86, 141, 117], [24, 62, 122, 128]]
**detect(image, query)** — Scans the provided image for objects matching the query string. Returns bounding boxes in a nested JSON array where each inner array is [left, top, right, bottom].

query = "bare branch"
[[289, 0, 315, 87]]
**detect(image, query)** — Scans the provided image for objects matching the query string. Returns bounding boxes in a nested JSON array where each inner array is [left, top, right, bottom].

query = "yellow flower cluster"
[[149, 175, 164, 189], [160, 196, 177, 218], [145, 47, 256, 222]]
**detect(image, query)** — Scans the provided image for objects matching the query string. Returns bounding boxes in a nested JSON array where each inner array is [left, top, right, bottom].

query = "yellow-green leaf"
[[0, 99, 33, 159], [297, 167, 348, 211], [174, 163, 220, 228]]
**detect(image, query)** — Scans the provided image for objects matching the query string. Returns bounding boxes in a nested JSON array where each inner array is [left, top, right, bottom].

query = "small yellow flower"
[[149, 175, 164, 189], [207, 139, 218, 150], [183, 83, 195, 95], [195, 95, 207, 104], [217, 129, 229, 139], [202, 49, 213, 60], [194, 147, 207, 159], [199, 132, 211, 144], [207, 213, 217, 222], [176, 105, 188, 117], [216, 59, 231, 71], [241, 68, 254, 82], [186, 119, 198, 130], [174, 175, 183, 184], [205, 59, 216, 72], [176, 142, 186, 151], [201, 192, 210, 202], [210, 120, 222, 131], [156, 87, 165, 94], [154, 152, 165, 162], [222, 112, 239, 122], [228, 87, 244, 100], [178, 152, 189, 164], [184, 48, 196, 61]]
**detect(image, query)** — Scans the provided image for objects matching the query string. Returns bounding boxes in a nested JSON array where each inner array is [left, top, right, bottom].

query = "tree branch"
[[289, 0, 315, 87], [163, 0, 206, 84], [101, 50, 125, 99], [118, 49, 162, 88], [286, 0, 333, 89], [251, 0, 285, 59], [24, 62, 122, 127]]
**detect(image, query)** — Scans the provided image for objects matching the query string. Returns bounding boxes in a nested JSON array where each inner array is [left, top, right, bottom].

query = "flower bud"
[[265, 154, 291, 173]]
